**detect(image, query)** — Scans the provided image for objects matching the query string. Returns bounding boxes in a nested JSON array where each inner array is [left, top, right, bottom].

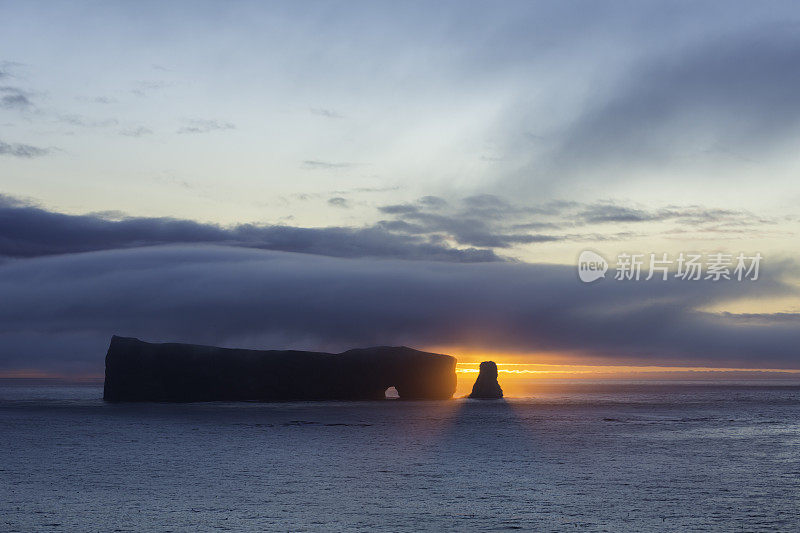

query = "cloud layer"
[[0, 195, 499, 262], [374, 195, 779, 248], [0, 193, 784, 265], [0, 245, 796, 375]]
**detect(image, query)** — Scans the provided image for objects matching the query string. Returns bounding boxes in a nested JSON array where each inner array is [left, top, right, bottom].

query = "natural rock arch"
[[103, 336, 457, 401]]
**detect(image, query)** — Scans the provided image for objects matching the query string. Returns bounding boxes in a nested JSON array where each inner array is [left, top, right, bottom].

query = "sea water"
[[1, 380, 799, 532]]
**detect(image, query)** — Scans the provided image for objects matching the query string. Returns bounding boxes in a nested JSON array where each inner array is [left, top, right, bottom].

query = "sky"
[[1, 1, 799, 376]]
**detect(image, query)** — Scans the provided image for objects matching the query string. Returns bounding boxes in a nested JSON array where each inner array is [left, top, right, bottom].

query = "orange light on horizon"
[[455, 362, 800, 376], [452, 362, 800, 397], [429, 344, 800, 375]]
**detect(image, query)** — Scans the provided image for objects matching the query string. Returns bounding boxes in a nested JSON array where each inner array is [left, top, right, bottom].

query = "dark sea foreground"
[[1, 380, 799, 532]]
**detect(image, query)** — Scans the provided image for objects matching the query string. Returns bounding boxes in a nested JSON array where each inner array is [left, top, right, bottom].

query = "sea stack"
[[468, 361, 503, 399]]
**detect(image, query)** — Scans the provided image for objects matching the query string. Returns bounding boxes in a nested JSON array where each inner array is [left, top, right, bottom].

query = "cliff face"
[[468, 361, 503, 399], [103, 336, 457, 401]]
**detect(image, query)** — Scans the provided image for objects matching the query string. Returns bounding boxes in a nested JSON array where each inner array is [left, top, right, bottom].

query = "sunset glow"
[[455, 362, 800, 376], [452, 362, 800, 397], [3, 2, 800, 530]]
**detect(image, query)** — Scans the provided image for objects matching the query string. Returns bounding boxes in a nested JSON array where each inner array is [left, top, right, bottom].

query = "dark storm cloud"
[[176, 119, 235, 134], [0, 140, 49, 158], [0, 245, 796, 374], [549, 27, 800, 177], [0, 196, 499, 262]]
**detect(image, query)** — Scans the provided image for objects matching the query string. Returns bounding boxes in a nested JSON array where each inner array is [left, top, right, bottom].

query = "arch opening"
[[384, 386, 399, 399]]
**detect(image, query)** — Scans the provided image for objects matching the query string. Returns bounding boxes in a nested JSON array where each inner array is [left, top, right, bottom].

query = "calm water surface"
[[2, 380, 799, 532]]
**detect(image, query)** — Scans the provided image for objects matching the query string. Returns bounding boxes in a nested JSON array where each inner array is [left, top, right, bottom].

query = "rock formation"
[[103, 336, 457, 401], [468, 361, 503, 399]]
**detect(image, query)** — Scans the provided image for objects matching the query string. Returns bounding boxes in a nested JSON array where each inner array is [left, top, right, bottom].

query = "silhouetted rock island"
[[103, 336, 457, 401], [468, 361, 503, 399]]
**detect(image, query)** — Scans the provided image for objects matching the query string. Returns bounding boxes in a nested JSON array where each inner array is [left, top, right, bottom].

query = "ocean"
[[2, 380, 799, 532]]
